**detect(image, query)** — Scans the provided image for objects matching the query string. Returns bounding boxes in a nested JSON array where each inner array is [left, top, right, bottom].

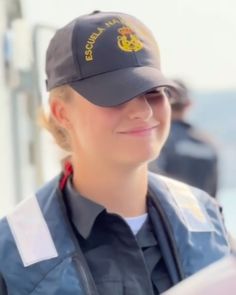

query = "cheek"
[[153, 98, 171, 123], [164, 101, 171, 122], [73, 108, 119, 146], [95, 108, 121, 130]]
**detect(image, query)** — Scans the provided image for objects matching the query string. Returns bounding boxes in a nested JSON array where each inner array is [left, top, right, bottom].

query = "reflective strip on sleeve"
[[6, 195, 58, 267]]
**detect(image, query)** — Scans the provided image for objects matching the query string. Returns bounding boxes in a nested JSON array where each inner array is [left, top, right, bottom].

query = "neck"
[[72, 158, 148, 217]]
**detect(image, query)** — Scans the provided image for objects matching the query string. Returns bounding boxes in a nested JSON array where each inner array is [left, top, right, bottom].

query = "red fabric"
[[59, 161, 73, 190]]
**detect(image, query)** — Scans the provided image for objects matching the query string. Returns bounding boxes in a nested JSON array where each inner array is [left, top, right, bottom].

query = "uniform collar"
[[64, 175, 159, 244], [64, 176, 105, 239]]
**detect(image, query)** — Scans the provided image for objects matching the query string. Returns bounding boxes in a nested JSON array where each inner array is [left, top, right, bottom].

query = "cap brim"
[[69, 66, 176, 107]]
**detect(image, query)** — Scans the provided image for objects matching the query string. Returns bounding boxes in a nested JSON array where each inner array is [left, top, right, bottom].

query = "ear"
[[50, 98, 71, 129]]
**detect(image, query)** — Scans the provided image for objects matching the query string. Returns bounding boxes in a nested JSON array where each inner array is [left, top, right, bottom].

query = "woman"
[[0, 11, 231, 295]]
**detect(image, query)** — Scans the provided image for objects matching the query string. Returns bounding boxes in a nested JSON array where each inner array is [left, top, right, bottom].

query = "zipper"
[[73, 254, 98, 295]]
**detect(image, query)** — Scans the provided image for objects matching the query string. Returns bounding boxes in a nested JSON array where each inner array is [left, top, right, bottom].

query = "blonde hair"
[[38, 85, 72, 152]]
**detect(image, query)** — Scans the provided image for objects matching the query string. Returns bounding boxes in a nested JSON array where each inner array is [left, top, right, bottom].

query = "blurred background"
[[0, 0, 235, 235]]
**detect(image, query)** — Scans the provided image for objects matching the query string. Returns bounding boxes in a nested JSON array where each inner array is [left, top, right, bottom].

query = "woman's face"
[[58, 87, 171, 168]]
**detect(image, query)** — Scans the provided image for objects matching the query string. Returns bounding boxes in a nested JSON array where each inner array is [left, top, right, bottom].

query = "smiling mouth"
[[118, 124, 160, 135]]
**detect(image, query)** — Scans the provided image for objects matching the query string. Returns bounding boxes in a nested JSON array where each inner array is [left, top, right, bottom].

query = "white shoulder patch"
[[158, 175, 214, 232], [6, 195, 58, 267]]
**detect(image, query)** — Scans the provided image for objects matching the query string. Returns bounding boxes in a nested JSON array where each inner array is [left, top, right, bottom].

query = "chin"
[[126, 147, 161, 166], [114, 140, 164, 166], [149, 147, 162, 161]]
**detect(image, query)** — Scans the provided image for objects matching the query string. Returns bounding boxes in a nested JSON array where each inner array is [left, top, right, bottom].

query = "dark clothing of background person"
[[149, 79, 218, 197], [149, 119, 218, 197]]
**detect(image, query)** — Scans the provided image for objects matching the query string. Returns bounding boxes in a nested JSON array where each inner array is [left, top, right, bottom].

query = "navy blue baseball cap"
[[46, 11, 176, 107]]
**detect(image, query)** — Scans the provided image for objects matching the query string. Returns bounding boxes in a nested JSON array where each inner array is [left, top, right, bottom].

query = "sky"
[[21, 0, 236, 91]]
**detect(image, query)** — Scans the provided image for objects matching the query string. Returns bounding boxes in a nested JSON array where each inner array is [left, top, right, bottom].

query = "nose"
[[127, 96, 153, 121]]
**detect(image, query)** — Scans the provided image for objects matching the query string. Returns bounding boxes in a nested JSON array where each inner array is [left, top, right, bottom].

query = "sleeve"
[[0, 274, 8, 295]]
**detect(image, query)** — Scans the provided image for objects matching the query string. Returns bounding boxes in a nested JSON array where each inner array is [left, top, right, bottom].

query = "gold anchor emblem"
[[117, 26, 143, 52]]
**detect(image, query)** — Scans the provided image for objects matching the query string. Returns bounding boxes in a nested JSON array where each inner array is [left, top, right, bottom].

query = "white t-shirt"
[[124, 213, 148, 235]]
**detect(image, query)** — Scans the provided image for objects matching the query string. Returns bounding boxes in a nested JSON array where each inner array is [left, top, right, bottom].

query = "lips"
[[118, 123, 160, 135]]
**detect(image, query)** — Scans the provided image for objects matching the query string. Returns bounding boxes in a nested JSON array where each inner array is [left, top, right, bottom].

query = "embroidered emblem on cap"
[[117, 26, 143, 52]]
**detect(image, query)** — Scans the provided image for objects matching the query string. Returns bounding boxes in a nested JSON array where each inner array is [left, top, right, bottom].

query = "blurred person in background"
[[149, 79, 219, 197], [0, 11, 231, 295]]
